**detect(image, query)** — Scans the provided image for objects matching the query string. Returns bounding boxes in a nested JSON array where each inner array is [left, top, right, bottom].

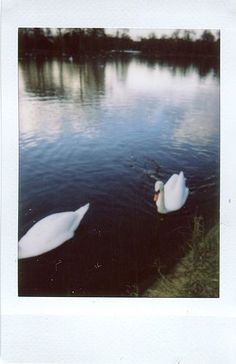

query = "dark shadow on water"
[[19, 200, 219, 297], [138, 54, 219, 79]]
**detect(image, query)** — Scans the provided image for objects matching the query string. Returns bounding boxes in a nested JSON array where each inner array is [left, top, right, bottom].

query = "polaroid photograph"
[[1, 1, 236, 363], [18, 27, 220, 299]]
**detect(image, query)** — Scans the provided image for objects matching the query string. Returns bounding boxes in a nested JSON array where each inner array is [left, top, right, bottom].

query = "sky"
[[105, 28, 219, 40], [49, 28, 219, 40]]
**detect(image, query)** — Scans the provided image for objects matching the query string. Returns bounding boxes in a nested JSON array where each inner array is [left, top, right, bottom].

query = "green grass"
[[143, 216, 219, 298]]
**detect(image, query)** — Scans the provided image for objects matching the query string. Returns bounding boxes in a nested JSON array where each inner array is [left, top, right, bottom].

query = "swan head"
[[154, 181, 164, 202]]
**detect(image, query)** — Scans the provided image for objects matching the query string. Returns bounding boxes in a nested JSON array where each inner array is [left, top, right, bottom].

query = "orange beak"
[[153, 191, 160, 202]]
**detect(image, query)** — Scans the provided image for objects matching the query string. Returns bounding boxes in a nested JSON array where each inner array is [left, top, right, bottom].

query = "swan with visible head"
[[18, 203, 90, 259], [154, 172, 189, 214]]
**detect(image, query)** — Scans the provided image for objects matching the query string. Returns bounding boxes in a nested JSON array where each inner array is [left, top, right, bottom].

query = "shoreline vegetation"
[[143, 217, 219, 298], [19, 28, 219, 60]]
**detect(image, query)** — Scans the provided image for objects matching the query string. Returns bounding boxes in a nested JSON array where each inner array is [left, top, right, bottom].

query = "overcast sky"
[[105, 28, 219, 40]]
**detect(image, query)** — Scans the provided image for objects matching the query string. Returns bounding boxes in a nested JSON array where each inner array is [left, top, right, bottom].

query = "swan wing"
[[164, 174, 179, 192], [176, 172, 189, 206], [164, 172, 189, 212], [19, 229, 74, 259], [19, 204, 90, 259], [19, 211, 79, 259], [163, 174, 178, 211]]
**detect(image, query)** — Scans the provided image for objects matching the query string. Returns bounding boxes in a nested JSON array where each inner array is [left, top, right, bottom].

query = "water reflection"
[[139, 54, 219, 79], [19, 58, 107, 101], [19, 54, 219, 99], [19, 55, 219, 151], [173, 92, 219, 147], [19, 54, 219, 296]]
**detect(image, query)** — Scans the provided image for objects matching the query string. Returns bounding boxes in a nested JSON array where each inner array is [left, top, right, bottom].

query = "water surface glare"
[[19, 56, 220, 296]]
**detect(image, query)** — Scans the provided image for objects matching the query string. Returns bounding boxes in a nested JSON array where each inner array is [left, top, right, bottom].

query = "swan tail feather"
[[70, 203, 90, 232], [75, 203, 90, 219]]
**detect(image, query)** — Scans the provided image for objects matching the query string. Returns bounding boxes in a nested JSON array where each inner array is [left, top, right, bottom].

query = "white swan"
[[154, 172, 189, 214], [19, 203, 90, 259]]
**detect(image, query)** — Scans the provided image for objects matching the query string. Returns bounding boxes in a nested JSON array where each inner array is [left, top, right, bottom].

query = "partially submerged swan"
[[154, 172, 189, 214], [19, 203, 90, 259]]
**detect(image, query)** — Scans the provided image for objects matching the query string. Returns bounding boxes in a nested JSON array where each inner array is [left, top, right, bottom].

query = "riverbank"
[[19, 28, 219, 60], [143, 217, 219, 298]]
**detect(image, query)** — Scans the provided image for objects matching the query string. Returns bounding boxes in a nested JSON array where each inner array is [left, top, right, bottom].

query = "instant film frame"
[[17, 29, 220, 296], [1, 0, 236, 362]]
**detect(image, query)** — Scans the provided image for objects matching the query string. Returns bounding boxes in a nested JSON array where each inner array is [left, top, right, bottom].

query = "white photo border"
[[1, 0, 236, 362]]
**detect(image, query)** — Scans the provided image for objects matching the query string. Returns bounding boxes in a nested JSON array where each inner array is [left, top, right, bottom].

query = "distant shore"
[[18, 28, 220, 60]]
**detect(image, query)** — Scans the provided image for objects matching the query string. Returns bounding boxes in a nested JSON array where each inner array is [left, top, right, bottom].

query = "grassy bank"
[[143, 217, 219, 298]]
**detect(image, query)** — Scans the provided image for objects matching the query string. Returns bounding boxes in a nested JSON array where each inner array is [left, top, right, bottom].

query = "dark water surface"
[[18, 55, 219, 296]]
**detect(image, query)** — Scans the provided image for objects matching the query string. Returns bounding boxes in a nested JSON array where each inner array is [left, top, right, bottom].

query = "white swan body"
[[154, 172, 189, 214], [19, 203, 90, 259]]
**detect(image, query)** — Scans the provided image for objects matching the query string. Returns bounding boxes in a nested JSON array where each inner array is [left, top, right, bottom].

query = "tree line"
[[19, 28, 219, 58]]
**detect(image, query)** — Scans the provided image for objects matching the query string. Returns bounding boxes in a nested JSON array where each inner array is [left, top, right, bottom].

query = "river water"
[[18, 54, 220, 296]]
